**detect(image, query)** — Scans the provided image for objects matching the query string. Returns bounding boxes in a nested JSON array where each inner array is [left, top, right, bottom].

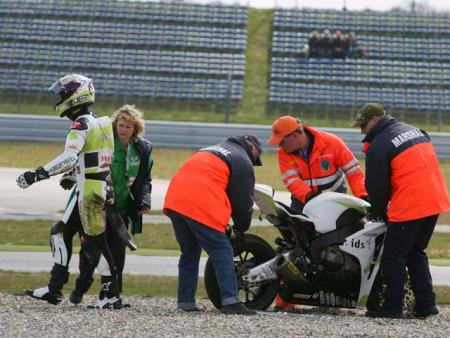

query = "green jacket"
[[111, 136, 153, 235]]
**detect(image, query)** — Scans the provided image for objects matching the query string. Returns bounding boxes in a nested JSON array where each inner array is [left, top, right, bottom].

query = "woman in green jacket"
[[70, 104, 153, 305]]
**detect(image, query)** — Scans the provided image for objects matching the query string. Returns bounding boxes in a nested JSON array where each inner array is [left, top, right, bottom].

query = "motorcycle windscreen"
[[253, 184, 278, 216]]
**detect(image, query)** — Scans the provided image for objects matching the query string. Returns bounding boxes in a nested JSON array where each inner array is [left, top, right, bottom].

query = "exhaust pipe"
[[274, 254, 302, 282]]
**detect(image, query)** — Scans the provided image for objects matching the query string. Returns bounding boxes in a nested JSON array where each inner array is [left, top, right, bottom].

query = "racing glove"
[[59, 170, 76, 190], [16, 166, 50, 189]]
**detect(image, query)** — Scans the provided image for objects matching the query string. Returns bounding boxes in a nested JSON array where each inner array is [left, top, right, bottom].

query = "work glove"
[[305, 190, 321, 203], [59, 170, 76, 190], [140, 194, 151, 213], [16, 166, 49, 189]]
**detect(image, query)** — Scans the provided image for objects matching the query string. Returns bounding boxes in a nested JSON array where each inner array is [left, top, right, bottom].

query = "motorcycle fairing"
[[303, 192, 370, 233], [339, 221, 386, 305]]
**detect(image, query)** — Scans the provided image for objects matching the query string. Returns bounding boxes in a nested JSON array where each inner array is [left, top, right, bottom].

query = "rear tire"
[[204, 233, 278, 311]]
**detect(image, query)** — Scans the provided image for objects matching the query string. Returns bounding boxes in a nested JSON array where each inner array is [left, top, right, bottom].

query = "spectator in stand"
[[318, 29, 333, 58], [307, 30, 320, 58], [333, 30, 347, 58], [346, 31, 365, 58]]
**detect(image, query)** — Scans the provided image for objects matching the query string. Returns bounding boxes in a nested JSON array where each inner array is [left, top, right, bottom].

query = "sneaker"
[[413, 305, 439, 319], [69, 289, 84, 305], [178, 306, 203, 312], [220, 302, 257, 315], [24, 286, 62, 305], [365, 310, 405, 319], [95, 297, 123, 309]]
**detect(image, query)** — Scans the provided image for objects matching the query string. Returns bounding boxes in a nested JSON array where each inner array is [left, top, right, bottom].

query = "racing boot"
[[25, 286, 62, 305], [69, 274, 94, 305], [25, 264, 68, 305], [95, 276, 122, 309], [69, 289, 84, 305]]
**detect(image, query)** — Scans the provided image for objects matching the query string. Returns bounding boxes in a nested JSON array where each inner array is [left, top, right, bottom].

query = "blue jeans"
[[382, 214, 438, 313], [167, 209, 240, 309]]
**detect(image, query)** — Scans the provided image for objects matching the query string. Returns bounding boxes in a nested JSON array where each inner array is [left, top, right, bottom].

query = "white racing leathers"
[[43, 112, 118, 297], [45, 113, 114, 236]]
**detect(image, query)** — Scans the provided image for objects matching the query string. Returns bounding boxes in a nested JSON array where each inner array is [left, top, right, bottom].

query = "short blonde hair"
[[111, 104, 145, 140]]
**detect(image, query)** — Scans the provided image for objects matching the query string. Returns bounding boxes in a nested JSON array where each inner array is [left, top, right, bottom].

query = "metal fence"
[[1, 114, 449, 160]]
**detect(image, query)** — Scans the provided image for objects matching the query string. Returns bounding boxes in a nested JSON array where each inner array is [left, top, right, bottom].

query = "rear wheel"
[[204, 233, 278, 311]]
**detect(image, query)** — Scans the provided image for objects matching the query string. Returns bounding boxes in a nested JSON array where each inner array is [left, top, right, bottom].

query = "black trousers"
[[76, 216, 127, 294], [381, 214, 438, 313]]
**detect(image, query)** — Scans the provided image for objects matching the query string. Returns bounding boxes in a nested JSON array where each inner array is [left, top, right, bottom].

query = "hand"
[[140, 202, 151, 213], [59, 171, 76, 190], [16, 166, 49, 189]]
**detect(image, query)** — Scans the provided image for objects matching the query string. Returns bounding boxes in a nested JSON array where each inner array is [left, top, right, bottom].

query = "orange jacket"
[[164, 138, 256, 233], [363, 115, 450, 221], [164, 152, 231, 232], [278, 126, 367, 204]]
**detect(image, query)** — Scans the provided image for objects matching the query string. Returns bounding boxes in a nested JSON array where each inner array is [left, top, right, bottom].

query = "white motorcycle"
[[204, 184, 414, 312]]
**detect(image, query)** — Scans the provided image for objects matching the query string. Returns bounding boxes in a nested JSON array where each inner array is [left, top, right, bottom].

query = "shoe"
[[178, 306, 203, 312], [95, 296, 123, 309], [365, 310, 405, 319], [24, 286, 62, 305], [69, 289, 84, 305], [413, 305, 439, 319], [220, 302, 257, 315]]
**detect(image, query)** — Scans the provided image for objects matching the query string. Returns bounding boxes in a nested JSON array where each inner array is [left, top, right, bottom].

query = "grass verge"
[[0, 270, 206, 298], [1, 220, 449, 261]]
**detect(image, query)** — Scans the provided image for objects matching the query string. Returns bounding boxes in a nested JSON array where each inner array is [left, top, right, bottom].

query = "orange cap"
[[268, 116, 302, 146]]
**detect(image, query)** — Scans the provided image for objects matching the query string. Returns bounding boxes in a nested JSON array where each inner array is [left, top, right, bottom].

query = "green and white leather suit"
[[44, 113, 114, 236]]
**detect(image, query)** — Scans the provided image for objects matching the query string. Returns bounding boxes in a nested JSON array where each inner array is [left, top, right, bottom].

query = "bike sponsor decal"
[[344, 238, 372, 250]]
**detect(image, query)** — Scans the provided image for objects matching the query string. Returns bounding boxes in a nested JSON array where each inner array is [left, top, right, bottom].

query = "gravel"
[[1, 293, 449, 338]]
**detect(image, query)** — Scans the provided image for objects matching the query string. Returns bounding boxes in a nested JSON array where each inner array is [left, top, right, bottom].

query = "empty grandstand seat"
[[0, 0, 248, 101]]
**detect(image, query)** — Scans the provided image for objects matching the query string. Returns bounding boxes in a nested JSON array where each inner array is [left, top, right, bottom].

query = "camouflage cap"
[[351, 103, 386, 127]]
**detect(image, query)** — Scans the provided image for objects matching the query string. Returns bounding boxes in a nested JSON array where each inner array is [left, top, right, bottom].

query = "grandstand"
[[0, 0, 248, 101], [269, 8, 450, 121]]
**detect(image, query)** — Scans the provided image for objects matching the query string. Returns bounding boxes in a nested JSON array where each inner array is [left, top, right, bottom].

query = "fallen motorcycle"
[[204, 184, 414, 312]]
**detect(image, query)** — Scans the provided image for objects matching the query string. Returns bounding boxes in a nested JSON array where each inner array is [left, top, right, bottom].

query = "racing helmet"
[[48, 74, 95, 117]]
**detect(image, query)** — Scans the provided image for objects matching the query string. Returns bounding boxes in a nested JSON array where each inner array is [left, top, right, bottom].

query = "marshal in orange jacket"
[[278, 126, 367, 204]]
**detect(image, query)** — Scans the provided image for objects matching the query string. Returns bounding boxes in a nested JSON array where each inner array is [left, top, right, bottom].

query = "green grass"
[[0, 270, 207, 298], [1, 219, 449, 261], [2, 141, 448, 194], [1, 141, 449, 223]]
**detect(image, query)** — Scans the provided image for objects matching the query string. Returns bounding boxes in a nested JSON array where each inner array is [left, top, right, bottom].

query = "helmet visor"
[[48, 80, 62, 95]]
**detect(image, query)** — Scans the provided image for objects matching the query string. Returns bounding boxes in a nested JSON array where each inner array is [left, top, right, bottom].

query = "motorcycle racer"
[[17, 74, 121, 308]]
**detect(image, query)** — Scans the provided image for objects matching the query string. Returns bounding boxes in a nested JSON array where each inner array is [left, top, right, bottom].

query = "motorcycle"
[[204, 184, 414, 312]]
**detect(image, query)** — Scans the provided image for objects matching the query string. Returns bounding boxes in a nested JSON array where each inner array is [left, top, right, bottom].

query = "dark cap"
[[351, 103, 386, 127], [244, 134, 262, 166]]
